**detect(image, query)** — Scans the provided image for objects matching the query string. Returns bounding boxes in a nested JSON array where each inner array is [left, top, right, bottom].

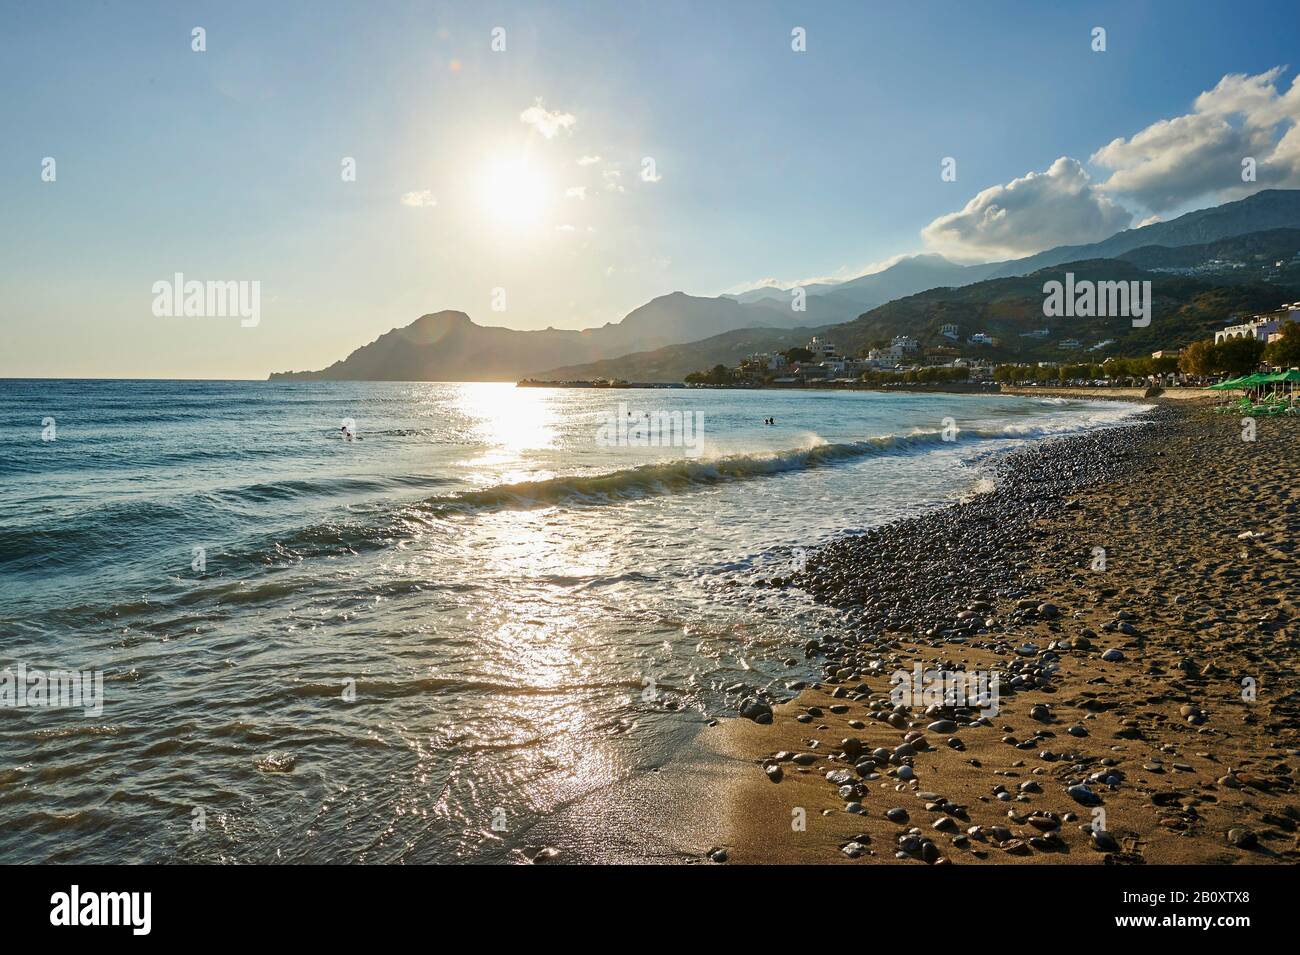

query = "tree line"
[[1178, 322, 1300, 375]]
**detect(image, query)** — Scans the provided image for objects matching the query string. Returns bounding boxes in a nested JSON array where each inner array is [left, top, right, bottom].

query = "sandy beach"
[[699, 395, 1299, 864]]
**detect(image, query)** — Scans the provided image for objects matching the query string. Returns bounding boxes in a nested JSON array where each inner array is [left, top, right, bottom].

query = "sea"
[[0, 380, 1146, 862]]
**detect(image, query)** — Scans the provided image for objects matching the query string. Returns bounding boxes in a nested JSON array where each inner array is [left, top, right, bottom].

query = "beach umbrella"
[[1267, 369, 1300, 402], [1208, 376, 1247, 390]]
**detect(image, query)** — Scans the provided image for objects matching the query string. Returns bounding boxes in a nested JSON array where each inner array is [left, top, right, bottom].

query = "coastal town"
[[678, 303, 1300, 390]]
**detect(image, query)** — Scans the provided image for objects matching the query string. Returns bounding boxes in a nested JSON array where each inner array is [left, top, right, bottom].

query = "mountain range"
[[724, 189, 1300, 310], [269, 291, 855, 381], [543, 258, 1297, 382], [270, 189, 1300, 383]]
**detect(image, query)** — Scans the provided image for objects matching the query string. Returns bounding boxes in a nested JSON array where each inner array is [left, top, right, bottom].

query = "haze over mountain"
[[271, 190, 1300, 383], [269, 292, 855, 381]]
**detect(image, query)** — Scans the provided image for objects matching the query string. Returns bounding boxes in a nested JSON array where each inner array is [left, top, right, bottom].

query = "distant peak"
[[411, 310, 473, 326]]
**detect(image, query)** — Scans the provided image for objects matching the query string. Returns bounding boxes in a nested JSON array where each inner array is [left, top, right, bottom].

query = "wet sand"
[[701, 397, 1299, 864]]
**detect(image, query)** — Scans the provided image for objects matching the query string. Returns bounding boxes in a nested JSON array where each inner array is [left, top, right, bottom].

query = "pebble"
[[1067, 784, 1102, 806], [1091, 830, 1120, 852], [1227, 828, 1257, 849]]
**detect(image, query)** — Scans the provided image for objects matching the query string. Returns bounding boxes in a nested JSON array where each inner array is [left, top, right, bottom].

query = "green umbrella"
[[1208, 376, 1248, 390]]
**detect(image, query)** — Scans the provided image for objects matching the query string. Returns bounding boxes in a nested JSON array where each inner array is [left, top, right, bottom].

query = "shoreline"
[[1000, 385, 1216, 401], [683, 398, 1297, 864]]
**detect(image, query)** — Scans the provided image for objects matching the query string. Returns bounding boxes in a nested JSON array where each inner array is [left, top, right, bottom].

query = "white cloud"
[[400, 190, 437, 208], [519, 99, 576, 139], [603, 169, 624, 193], [921, 157, 1132, 260], [565, 186, 587, 200], [731, 68, 1300, 286], [577, 155, 602, 166], [555, 224, 576, 233], [1092, 67, 1300, 211]]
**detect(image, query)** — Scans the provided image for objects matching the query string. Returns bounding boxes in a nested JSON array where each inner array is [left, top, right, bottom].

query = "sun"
[[480, 156, 552, 231]]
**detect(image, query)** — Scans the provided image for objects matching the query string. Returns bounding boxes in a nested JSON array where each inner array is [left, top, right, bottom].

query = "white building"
[[867, 347, 902, 367], [940, 323, 959, 339], [1215, 314, 1296, 343], [755, 353, 787, 370], [808, 336, 839, 360], [891, 335, 919, 353], [967, 332, 994, 346], [1059, 339, 1081, 350]]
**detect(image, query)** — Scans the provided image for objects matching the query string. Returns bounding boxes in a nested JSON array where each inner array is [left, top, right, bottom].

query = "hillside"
[[268, 292, 856, 382], [538, 326, 816, 382], [725, 190, 1300, 311], [1117, 228, 1300, 271], [982, 189, 1300, 278], [825, 260, 1297, 363], [273, 190, 1300, 382], [539, 260, 1299, 381]]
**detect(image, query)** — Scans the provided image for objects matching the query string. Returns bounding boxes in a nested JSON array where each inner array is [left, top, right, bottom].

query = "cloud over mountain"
[[916, 68, 1300, 263], [1092, 68, 1300, 211], [921, 157, 1132, 260]]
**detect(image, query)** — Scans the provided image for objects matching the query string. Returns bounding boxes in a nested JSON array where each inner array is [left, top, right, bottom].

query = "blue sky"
[[4, 0, 1300, 378]]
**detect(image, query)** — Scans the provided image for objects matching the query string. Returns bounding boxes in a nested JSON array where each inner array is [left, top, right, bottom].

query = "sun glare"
[[480, 156, 552, 231]]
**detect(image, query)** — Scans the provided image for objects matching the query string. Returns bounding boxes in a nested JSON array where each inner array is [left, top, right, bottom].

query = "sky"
[[4, 0, 1300, 379]]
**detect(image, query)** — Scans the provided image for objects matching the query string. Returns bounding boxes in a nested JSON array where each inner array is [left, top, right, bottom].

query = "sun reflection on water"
[[453, 383, 558, 475]]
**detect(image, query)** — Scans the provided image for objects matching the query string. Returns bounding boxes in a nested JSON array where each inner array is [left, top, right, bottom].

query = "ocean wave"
[[408, 412, 1142, 516], [221, 409, 1145, 564], [209, 473, 455, 504], [414, 436, 915, 514]]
